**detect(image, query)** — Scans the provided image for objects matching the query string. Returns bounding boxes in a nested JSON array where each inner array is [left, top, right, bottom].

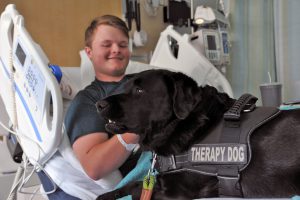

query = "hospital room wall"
[[127, 0, 168, 63], [0, 0, 166, 67], [0, 0, 122, 67]]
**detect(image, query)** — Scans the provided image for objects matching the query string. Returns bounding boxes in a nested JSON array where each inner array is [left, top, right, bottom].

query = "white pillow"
[[80, 50, 95, 89]]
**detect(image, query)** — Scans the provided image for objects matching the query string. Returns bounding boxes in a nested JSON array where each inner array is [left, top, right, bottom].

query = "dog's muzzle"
[[105, 119, 128, 134]]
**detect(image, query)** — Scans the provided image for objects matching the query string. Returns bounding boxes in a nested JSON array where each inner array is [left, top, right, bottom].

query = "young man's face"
[[85, 24, 130, 81]]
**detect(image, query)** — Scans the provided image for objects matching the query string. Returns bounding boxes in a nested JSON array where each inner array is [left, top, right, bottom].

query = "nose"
[[96, 100, 109, 112], [111, 43, 120, 53]]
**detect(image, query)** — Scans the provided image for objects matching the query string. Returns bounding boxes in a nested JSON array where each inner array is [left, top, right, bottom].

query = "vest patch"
[[189, 144, 247, 164]]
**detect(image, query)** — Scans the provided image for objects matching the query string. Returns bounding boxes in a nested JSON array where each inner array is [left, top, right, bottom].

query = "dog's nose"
[[96, 100, 109, 112]]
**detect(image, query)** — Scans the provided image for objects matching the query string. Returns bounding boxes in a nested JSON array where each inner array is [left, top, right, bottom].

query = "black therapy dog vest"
[[155, 94, 281, 197]]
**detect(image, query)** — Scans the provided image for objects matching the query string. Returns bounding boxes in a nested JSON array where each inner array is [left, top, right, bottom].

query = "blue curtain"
[[227, 0, 300, 103], [274, 0, 300, 102], [226, 0, 276, 104]]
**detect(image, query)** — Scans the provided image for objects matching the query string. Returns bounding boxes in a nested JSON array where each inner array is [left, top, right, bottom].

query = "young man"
[[40, 15, 140, 200]]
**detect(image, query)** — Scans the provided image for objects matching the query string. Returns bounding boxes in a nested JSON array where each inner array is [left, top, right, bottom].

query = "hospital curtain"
[[274, 0, 300, 102], [227, 0, 276, 104]]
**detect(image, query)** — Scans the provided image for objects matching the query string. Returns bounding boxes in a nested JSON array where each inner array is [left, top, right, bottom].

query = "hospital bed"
[[0, 4, 236, 199]]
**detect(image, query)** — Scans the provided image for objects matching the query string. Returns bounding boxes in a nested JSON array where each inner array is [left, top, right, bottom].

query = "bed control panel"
[[14, 39, 46, 124]]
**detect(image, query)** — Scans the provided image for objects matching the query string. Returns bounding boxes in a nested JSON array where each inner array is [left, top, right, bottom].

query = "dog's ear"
[[170, 72, 201, 119]]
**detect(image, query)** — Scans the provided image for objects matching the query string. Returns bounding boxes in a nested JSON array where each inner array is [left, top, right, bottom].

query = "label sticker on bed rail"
[[188, 144, 247, 164]]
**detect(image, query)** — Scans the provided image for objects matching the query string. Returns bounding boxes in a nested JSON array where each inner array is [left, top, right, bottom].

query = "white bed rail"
[[0, 4, 63, 165]]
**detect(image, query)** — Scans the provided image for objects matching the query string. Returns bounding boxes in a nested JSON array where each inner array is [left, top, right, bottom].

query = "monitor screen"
[[16, 43, 26, 66], [222, 32, 229, 54], [207, 35, 217, 50]]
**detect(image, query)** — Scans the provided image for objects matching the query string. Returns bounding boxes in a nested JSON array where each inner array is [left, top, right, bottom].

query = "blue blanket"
[[116, 151, 152, 189], [280, 104, 300, 110], [115, 151, 152, 200]]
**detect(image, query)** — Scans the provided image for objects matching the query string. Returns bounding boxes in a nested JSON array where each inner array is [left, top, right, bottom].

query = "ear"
[[84, 46, 93, 59], [171, 72, 202, 119]]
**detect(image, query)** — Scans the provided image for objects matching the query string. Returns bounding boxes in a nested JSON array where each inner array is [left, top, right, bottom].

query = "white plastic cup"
[[259, 82, 282, 107]]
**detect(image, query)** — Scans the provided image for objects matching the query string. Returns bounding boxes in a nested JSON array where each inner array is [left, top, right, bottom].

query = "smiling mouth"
[[105, 119, 128, 134], [108, 56, 123, 60]]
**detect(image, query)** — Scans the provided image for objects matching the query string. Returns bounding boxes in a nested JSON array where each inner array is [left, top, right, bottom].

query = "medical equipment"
[[190, 3, 231, 74], [150, 25, 233, 97], [0, 4, 63, 166], [191, 29, 230, 67], [123, 0, 141, 31]]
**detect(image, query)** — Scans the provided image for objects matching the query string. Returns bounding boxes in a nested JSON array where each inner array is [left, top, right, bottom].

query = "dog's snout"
[[96, 100, 109, 112]]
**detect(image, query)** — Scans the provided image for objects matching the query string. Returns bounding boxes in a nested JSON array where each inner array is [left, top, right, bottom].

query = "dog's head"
[[97, 69, 233, 154]]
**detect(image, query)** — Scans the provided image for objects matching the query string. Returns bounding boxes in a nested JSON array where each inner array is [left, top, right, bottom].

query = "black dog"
[[97, 69, 300, 199]]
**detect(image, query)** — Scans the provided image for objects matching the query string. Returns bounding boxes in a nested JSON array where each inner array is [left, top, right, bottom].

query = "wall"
[[0, 1, 168, 66], [0, 0, 122, 67]]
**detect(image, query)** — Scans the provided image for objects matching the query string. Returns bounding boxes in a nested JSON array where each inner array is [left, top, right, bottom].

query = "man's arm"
[[72, 132, 139, 180]]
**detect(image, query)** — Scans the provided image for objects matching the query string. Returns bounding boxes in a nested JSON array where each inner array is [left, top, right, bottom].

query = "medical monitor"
[[191, 29, 230, 66], [207, 34, 217, 50]]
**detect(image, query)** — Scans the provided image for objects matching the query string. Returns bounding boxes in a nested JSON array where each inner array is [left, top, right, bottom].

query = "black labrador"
[[97, 69, 300, 200]]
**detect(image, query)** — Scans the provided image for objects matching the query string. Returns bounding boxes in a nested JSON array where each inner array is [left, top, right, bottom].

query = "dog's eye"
[[136, 87, 144, 94]]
